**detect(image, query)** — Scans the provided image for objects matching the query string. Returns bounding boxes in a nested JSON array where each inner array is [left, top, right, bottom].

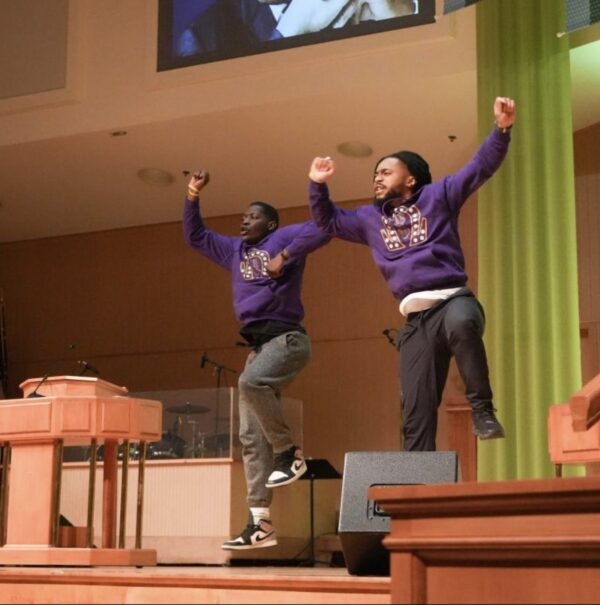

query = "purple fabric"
[[309, 128, 511, 302], [175, 0, 280, 56], [173, 0, 216, 40], [183, 201, 330, 326]]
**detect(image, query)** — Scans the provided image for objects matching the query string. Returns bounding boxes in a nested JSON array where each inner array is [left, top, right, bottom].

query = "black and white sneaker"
[[221, 519, 277, 550], [472, 405, 505, 440], [266, 445, 307, 488]]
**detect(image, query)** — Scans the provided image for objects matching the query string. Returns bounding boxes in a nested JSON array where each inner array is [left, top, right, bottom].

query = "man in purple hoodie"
[[183, 170, 330, 550], [307, 97, 516, 451]]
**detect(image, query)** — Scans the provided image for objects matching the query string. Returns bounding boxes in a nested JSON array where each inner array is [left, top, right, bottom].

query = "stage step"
[[0, 566, 390, 604]]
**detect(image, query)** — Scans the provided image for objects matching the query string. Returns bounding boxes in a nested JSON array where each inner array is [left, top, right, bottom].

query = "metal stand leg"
[[87, 439, 97, 548], [0, 444, 10, 546], [555, 463, 563, 478], [135, 441, 147, 550], [308, 478, 315, 567], [51, 440, 64, 547], [102, 440, 119, 549], [119, 440, 129, 549]]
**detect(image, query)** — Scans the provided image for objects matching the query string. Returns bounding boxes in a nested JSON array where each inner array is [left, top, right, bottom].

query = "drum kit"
[[146, 401, 230, 460], [60, 351, 239, 463], [94, 402, 229, 461], [94, 355, 237, 462], [158, 402, 209, 460]]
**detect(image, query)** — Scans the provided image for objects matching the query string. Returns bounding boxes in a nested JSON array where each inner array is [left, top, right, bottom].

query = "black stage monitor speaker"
[[338, 451, 460, 576]]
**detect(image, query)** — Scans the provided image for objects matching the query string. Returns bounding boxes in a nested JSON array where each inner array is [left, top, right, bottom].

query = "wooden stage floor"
[[0, 564, 391, 604]]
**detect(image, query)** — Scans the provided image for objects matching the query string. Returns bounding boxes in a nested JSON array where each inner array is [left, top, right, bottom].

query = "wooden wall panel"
[[0, 194, 477, 472], [575, 122, 600, 383]]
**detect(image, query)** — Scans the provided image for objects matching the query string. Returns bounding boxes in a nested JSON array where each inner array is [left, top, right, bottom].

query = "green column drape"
[[476, 0, 582, 480]]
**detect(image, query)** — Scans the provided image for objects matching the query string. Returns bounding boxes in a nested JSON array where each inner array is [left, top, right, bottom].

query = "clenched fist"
[[189, 170, 210, 192], [494, 97, 516, 130], [309, 157, 336, 184]]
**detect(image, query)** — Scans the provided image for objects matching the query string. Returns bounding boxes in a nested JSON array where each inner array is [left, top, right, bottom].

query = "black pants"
[[397, 290, 493, 452]]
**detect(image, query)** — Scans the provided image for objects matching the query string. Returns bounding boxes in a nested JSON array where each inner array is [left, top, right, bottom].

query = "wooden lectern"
[[370, 477, 600, 604], [0, 376, 161, 566], [548, 372, 600, 475]]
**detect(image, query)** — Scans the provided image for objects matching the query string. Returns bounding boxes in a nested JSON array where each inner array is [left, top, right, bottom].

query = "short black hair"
[[376, 151, 432, 192], [249, 201, 279, 228]]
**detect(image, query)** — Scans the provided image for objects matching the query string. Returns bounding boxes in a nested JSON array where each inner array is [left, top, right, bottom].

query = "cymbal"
[[167, 403, 211, 415]]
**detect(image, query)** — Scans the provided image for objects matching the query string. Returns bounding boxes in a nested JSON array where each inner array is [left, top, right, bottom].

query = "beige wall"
[[0, 1, 480, 244], [575, 122, 600, 384]]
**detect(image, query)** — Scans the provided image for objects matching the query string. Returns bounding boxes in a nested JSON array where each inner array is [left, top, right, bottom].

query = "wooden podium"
[[0, 376, 162, 566], [548, 372, 600, 474], [370, 477, 600, 604]]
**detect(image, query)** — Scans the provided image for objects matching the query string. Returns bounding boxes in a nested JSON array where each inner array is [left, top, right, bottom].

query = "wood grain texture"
[[372, 477, 600, 604], [0, 200, 478, 472], [0, 566, 390, 605]]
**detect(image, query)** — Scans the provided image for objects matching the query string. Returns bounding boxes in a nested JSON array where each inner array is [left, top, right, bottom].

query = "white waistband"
[[399, 287, 463, 317]]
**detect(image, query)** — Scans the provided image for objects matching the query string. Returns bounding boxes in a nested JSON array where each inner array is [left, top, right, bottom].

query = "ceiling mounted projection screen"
[[157, 0, 436, 71]]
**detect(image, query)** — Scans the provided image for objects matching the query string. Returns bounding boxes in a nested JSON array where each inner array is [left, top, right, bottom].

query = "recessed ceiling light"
[[336, 141, 373, 158], [137, 168, 175, 186], [110, 130, 128, 137]]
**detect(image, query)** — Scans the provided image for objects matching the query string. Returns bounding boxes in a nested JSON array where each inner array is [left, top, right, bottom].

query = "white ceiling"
[[0, 1, 598, 243], [0, 65, 479, 241]]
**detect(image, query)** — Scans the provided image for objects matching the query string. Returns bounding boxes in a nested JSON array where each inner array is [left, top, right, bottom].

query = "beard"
[[374, 186, 405, 206]]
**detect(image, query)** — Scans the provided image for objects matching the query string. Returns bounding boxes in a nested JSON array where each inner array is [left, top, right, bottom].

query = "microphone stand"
[[25, 350, 95, 400], [27, 374, 50, 398], [77, 360, 100, 377], [382, 328, 399, 348], [200, 353, 237, 454]]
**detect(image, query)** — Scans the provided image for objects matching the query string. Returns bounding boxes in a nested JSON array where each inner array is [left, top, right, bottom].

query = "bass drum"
[[96, 442, 140, 461], [146, 431, 186, 460]]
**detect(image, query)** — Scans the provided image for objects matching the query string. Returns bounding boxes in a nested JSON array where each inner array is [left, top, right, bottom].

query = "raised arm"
[[443, 97, 516, 211], [266, 221, 331, 278], [183, 170, 237, 271], [281, 221, 331, 259], [307, 157, 367, 244]]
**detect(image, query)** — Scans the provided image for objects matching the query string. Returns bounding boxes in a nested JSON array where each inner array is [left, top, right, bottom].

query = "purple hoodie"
[[309, 127, 511, 302], [183, 200, 330, 326]]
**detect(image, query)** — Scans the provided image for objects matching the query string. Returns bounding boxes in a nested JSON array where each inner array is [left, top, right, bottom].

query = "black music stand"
[[299, 458, 342, 567]]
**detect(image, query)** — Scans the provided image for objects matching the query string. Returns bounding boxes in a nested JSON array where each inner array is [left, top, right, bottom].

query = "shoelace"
[[273, 447, 299, 469], [239, 523, 263, 541]]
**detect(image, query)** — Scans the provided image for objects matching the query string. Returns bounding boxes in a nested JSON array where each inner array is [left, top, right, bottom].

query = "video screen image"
[[158, 0, 435, 71]]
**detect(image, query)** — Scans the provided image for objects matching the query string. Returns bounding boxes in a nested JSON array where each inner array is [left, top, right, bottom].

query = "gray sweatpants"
[[238, 331, 312, 508]]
